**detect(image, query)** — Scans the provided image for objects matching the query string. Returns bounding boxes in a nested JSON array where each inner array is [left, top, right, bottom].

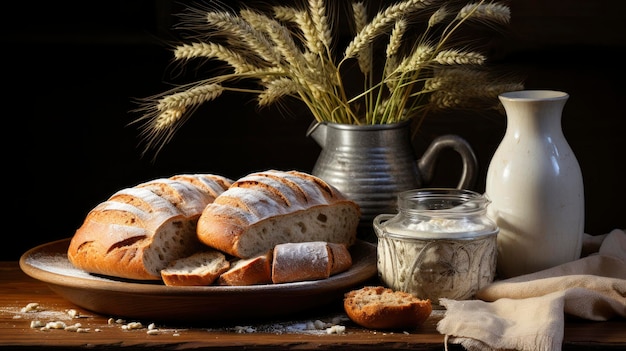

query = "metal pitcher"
[[307, 120, 478, 238]]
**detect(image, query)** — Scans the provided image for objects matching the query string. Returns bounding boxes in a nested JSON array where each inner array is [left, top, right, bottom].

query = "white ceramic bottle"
[[485, 90, 584, 278]]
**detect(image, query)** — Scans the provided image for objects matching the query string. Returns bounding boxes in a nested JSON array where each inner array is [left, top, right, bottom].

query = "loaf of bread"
[[343, 286, 432, 330], [271, 241, 352, 284], [161, 250, 230, 286], [196, 170, 361, 258], [218, 250, 273, 286], [67, 174, 233, 280]]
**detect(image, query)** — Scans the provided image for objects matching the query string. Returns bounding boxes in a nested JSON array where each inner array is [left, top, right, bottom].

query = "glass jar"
[[373, 188, 498, 307]]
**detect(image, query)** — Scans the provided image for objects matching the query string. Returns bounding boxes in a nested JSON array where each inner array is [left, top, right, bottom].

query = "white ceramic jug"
[[486, 90, 584, 278]]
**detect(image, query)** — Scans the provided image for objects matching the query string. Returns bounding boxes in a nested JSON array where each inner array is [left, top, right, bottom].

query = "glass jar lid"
[[377, 188, 498, 240]]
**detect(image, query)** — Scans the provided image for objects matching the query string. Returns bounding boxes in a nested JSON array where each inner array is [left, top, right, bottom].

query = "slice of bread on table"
[[344, 286, 432, 330]]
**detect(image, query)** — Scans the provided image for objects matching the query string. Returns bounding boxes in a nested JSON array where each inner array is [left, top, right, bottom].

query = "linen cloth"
[[436, 228, 626, 351]]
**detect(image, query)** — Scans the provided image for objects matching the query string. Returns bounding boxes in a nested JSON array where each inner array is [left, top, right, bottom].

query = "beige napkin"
[[436, 229, 626, 351]]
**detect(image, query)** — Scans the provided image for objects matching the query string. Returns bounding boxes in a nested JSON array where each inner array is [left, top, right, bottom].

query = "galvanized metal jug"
[[307, 120, 478, 237]]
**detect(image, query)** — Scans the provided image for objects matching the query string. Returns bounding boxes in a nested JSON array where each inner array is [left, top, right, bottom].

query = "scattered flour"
[[6, 302, 349, 336]]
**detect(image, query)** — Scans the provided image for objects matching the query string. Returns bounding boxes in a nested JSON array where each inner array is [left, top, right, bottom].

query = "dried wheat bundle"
[[133, 0, 523, 157]]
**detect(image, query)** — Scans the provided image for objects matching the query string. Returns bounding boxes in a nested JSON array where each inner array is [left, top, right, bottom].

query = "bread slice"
[[343, 286, 432, 330], [161, 250, 230, 286], [67, 174, 233, 280], [271, 241, 352, 284], [328, 242, 353, 275], [197, 170, 361, 258], [218, 250, 273, 286]]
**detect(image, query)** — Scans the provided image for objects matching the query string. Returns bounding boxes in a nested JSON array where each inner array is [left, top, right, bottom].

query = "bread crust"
[[218, 250, 273, 286], [272, 241, 331, 283], [344, 286, 432, 330], [197, 170, 360, 258], [271, 241, 352, 284], [67, 174, 232, 280], [328, 242, 352, 275]]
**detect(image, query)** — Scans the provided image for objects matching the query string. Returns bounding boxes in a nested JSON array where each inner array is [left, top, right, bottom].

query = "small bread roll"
[[343, 286, 432, 330]]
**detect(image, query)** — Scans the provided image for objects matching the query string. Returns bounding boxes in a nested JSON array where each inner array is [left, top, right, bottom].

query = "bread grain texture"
[[344, 286, 432, 330], [161, 250, 230, 286], [271, 241, 352, 284], [197, 170, 361, 258], [67, 174, 233, 280]]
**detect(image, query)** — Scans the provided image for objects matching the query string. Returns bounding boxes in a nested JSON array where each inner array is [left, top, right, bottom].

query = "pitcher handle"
[[417, 134, 478, 189]]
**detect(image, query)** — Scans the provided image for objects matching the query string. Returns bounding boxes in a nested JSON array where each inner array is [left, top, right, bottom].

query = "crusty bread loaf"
[[161, 250, 230, 286], [218, 250, 273, 286], [67, 174, 233, 280], [271, 241, 352, 284], [343, 286, 432, 330], [197, 170, 361, 258]]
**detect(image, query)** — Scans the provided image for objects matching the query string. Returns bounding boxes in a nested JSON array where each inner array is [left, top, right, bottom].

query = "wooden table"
[[1, 261, 625, 350]]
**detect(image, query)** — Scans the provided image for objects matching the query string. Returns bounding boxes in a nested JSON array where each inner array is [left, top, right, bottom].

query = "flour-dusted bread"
[[343, 286, 432, 330], [161, 250, 230, 286], [218, 250, 273, 286], [67, 174, 233, 280], [271, 241, 352, 284], [196, 170, 361, 258]]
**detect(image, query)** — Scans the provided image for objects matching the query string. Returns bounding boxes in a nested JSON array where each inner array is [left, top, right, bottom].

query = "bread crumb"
[[326, 325, 346, 334], [45, 321, 67, 329], [21, 303, 42, 313], [66, 309, 79, 318], [30, 320, 45, 328], [122, 322, 143, 330]]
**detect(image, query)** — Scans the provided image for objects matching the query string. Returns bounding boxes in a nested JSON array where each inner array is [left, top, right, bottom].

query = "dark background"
[[3, 1, 625, 260]]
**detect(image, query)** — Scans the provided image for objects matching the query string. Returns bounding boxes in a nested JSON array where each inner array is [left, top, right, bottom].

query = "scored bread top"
[[197, 170, 361, 258]]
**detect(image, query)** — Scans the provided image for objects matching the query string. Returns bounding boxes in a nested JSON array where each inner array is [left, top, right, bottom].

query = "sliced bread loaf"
[[196, 170, 361, 258], [67, 174, 233, 280]]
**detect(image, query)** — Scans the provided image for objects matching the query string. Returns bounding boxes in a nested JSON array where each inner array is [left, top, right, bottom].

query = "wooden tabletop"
[[1, 261, 625, 350]]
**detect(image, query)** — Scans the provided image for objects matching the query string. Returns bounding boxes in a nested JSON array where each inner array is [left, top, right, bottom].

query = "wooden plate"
[[19, 238, 377, 324]]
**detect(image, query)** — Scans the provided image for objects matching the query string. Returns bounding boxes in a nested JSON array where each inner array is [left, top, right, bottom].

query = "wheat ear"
[[207, 10, 281, 66], [434, 49, 486, 65], [273, 5, 298, 22], [156, 83, 224, 115], [258, 77, 300, 106], [343, 0, 431, 59], [428, 6, 450, 28], [457, 2, 511, 24], [352, 2, 371, 75], [308, 0, 332, 54], [174, 42, 256, 73]]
